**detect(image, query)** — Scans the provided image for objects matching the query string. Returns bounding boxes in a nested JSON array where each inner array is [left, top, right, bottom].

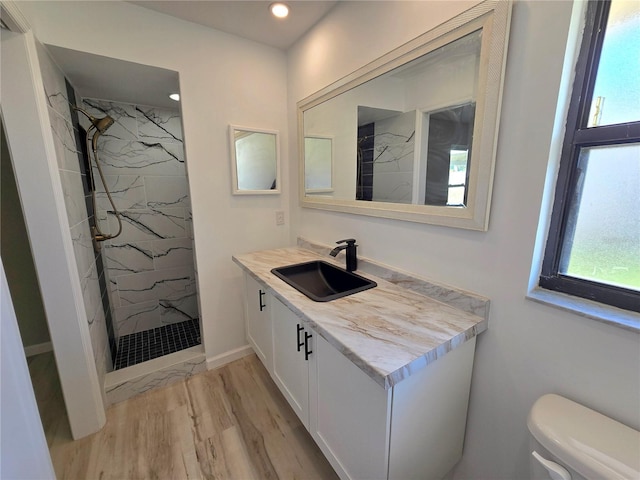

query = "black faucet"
[[330, 238, 358, 272]]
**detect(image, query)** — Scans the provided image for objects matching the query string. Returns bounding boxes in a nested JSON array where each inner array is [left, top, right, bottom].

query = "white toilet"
[[528, 394, 640, 480]]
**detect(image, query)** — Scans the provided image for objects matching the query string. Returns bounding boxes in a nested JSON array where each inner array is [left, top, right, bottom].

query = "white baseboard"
[[206, 344, 253, 370], [24, 341, 53, 357]]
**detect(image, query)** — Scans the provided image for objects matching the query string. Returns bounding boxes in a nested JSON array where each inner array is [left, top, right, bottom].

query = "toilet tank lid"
[[528, 394, 640, 480]]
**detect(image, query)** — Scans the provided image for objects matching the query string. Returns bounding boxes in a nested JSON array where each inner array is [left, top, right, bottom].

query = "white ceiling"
[[47, 1, 337, 109], [129, 1, 338, 50], [47, 45, 181, 109]]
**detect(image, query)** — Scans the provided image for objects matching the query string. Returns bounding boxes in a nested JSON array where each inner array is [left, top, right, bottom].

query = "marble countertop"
[[233, 245, 488, 390]]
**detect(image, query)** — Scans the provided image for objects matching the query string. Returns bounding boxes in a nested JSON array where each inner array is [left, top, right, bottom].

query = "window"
[[447, 148, 469, 206], [540, 0, 640, 313]]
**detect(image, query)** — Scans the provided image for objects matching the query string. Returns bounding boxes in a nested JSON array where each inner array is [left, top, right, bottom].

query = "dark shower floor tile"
[[113, 318, 200, 370]]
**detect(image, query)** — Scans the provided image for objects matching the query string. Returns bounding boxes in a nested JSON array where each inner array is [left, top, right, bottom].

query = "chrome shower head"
[[73, 106, 114, 133]]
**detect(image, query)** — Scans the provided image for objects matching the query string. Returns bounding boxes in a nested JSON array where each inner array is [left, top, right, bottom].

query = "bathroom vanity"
[[233, 241, 488, 480]]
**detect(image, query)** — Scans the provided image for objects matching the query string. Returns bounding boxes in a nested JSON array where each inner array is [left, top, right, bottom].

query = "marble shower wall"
[[35, 42, 114, 385], [79, 98, 200, 338], [372, 111, 416, 204]]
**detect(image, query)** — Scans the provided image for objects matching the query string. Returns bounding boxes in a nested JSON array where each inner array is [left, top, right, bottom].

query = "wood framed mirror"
[[298, 0, 511, 230], [230, 125, 280, 195]]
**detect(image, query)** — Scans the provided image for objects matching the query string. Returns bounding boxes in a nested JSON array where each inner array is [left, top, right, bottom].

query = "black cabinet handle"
[[259, 290, 266, 311], [296, 324, 304, 351], [304, 331, 313, 360]]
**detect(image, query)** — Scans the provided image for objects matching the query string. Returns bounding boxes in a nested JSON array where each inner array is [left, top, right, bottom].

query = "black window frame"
[[539, 0, 640, 313]]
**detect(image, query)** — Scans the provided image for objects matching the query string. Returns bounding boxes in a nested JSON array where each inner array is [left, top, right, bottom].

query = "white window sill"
[[527, 288, 640, 334]]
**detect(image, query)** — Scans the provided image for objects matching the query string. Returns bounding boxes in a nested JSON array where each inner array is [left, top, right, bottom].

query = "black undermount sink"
[[271, 260, 377, 302]]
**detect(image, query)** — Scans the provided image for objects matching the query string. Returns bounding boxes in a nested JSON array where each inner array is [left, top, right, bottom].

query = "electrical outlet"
[[276, 211, 285, 225]]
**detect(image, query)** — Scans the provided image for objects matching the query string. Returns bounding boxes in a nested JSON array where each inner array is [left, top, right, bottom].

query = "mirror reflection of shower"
[[74, 106, 122, 249]]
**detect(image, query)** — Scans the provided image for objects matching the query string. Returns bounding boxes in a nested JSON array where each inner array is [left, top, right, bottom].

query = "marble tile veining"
[[372, 171, 413, 204], [115, 300, 161, 337], [159, 291, 199, 325], [60, 169, 89, 229], [94, 174, 146, 211], [144, 176, 190, 209], [117, 265, 194, 306], [153, 237, 194, 270], [107, 208, 187, 242], [185, 208, 194, 239], [97, 139, 185, 176], [89, 306, 110, 375], [136, 106, 183, 144], [49, 107, 82, 172], [105, 352, 206, 405], [70, 220, 96, 280], [233, 245, 488, 389], [370, 111, 415, 203], [104, 241, 155, 276], [373, 126, 415, 174], [82, 99, 138, 141], [81, 263, 103, 327], [36, 42, 73, 124]]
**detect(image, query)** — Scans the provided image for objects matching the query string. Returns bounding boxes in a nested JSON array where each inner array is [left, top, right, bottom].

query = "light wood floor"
[[28, 352, 339, 480]]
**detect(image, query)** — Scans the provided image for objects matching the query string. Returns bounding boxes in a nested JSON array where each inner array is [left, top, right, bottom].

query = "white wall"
[[18, 1, 290, 363], [0, 258, 55, 479], [288, 1, 640, 478]]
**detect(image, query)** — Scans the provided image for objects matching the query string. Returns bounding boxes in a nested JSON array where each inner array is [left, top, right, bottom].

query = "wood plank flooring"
[[28, 352, 338, 480]]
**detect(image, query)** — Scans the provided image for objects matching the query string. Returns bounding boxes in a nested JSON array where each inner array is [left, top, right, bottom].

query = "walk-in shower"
[[76, 98, 201, 373], [34, 40, 201, 408], [74, 106, 122, 248]]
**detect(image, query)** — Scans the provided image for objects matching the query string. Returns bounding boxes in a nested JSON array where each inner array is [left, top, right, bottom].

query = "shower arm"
[[74, 107, 123, 244], [84, 128, 123, 243], [89, 129, 123, 242]]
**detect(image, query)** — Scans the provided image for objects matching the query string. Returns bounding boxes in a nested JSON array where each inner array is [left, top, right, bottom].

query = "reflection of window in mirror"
[[422, 103, 475, 206], [304, 136, 333, 193], [448, 147, 470, 206], [230, 126, 280, 195]]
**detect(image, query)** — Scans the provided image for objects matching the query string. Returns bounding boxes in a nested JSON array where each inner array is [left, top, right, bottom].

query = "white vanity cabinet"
[[269, 297, 389, 477], [309, 330, 476, 480], [242, 271, 479, 480], [309, 333, 391, 479], [271, 296, 312, 427], [244, 274, 273, 372]]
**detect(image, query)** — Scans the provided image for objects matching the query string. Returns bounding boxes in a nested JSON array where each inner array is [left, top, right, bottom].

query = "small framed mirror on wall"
[[230, 125, 280, 195]]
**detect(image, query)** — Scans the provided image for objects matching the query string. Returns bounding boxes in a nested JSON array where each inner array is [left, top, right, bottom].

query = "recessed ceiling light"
[[270, 2, 289, 19], [169, 93, 180, 101]]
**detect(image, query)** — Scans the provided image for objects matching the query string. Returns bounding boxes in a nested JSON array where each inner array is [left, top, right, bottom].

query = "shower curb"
[[104, 345, 205, 405]]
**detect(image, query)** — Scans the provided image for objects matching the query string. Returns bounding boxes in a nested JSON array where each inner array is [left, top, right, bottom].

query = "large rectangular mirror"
[[230, 125, 280, 195], [298, 0, 511, 230]]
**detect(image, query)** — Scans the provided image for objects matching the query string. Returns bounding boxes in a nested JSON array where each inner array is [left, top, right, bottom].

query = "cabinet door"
[[271, 297, 311, 428], [387, 337, 476, 480], [309, 333, 391, 480], [244, 274, 272, 372]]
